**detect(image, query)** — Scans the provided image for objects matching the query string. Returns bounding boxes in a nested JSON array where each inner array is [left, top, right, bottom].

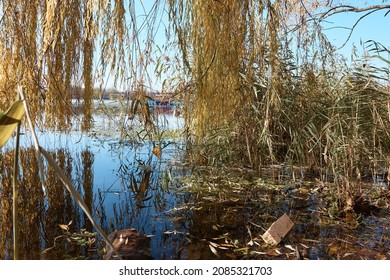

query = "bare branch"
[[320, 4, 390, 20], [338, 9, 381, 49]]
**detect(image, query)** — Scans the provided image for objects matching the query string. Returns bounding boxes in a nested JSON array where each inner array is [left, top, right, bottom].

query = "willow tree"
[[0, 0, 165, 130], [168, 0, 339, 167]]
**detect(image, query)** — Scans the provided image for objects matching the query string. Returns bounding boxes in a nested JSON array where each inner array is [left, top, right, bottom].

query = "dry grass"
[[168, 0, 390, 210]]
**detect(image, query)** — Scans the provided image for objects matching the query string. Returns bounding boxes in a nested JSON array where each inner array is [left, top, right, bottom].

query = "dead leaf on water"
[[266, 248, 280, 256], [285, 244, 295, 251], [299, 243, 310, 249], [209, 244, 219, 257], [59, 224, 69, 231]]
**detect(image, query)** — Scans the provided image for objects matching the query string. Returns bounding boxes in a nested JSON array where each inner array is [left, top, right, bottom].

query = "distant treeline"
[[70, 86, 173, 101]]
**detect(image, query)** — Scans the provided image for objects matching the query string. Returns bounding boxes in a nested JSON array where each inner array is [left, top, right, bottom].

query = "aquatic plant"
[[167, 0, 390, 214]]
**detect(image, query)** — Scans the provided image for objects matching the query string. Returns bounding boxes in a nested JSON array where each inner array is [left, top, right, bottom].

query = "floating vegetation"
[[42, 221, 98, 260], [168, 166, 389, 259]]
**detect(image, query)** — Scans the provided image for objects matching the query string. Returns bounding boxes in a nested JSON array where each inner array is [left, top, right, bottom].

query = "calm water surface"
[[1, 104, 389, 260], [0, 107, 191, 259]]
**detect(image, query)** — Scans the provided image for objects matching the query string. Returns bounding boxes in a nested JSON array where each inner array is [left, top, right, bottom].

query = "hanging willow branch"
[[0, 0, 166, 131]]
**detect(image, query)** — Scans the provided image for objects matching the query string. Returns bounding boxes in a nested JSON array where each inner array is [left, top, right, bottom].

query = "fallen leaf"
[[299, 243, 310, 249], [299, 188, 310, 194], [209, 244, 219, 257], [220, 243, 235, 247], [59, 224, 69, 231], [343, 253, 354, 258], [251, 251, 267, 255], [266, 249, 279, 256], [285, 244, 295, 251]]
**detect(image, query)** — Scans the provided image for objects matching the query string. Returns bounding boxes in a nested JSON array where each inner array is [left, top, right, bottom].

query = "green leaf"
[[0, 100, 25, 148]]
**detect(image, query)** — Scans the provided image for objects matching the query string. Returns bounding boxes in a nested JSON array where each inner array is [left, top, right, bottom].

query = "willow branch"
[[320, 5, 390, 20]]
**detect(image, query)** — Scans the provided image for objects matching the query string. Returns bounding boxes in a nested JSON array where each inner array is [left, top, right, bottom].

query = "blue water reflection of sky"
[[1, 110, 187, 259]]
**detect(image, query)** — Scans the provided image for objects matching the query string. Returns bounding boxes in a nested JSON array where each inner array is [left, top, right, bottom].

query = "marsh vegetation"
[[0, 0, 389, 259]]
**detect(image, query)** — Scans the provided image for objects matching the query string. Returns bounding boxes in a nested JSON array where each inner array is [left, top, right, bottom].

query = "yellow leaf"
[[209, 244, 219, 257], [152, 145, 162, 159], [59, 224, 69, 231], [0, 100, 25, 148]]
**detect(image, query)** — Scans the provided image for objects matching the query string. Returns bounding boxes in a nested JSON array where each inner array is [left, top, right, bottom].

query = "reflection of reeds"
[[39, 147, 119, 258], [0, 89, 119, 259], [0, 95, 26, 259]]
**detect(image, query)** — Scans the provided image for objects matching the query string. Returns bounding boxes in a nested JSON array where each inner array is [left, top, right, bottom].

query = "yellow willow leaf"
[[59, 224, 69, 231], [209, 244, 219, 257], [0, 100, 25, 148], [152, 145, 162, 159]]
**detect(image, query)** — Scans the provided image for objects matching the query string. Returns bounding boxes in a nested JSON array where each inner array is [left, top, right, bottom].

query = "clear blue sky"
[[103, 1, 390, 90], [321, 5, 390, 64]]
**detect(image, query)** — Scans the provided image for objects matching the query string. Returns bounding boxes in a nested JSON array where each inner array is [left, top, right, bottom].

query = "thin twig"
[[12, 120, 21, 260], [17, 86, 46, 195], [39, 147, 122, 260]]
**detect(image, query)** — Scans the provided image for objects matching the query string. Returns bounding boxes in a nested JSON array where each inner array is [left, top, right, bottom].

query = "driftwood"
[[103, 228, 153, 260]]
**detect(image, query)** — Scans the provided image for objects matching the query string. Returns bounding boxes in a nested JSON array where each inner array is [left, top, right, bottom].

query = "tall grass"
[[168, 0, 390, 212]]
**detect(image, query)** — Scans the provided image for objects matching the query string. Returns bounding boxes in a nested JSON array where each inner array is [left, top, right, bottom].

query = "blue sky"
[[103, 2, 390, 90], [322, 6, 390, 63]]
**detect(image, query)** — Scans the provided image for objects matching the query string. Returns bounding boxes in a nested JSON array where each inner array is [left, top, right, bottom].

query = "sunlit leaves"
[[0, 100, 25, 148], [152, 145, 162, 159]]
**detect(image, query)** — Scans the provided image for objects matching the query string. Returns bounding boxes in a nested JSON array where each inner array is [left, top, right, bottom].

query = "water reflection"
[[0, 109, 189, 259], [2, 108, 387, 260]]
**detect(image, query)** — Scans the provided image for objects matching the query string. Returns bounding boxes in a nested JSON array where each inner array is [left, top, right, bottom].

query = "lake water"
[[1, 101, 389, 260], [0, 103, 191, 259]]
